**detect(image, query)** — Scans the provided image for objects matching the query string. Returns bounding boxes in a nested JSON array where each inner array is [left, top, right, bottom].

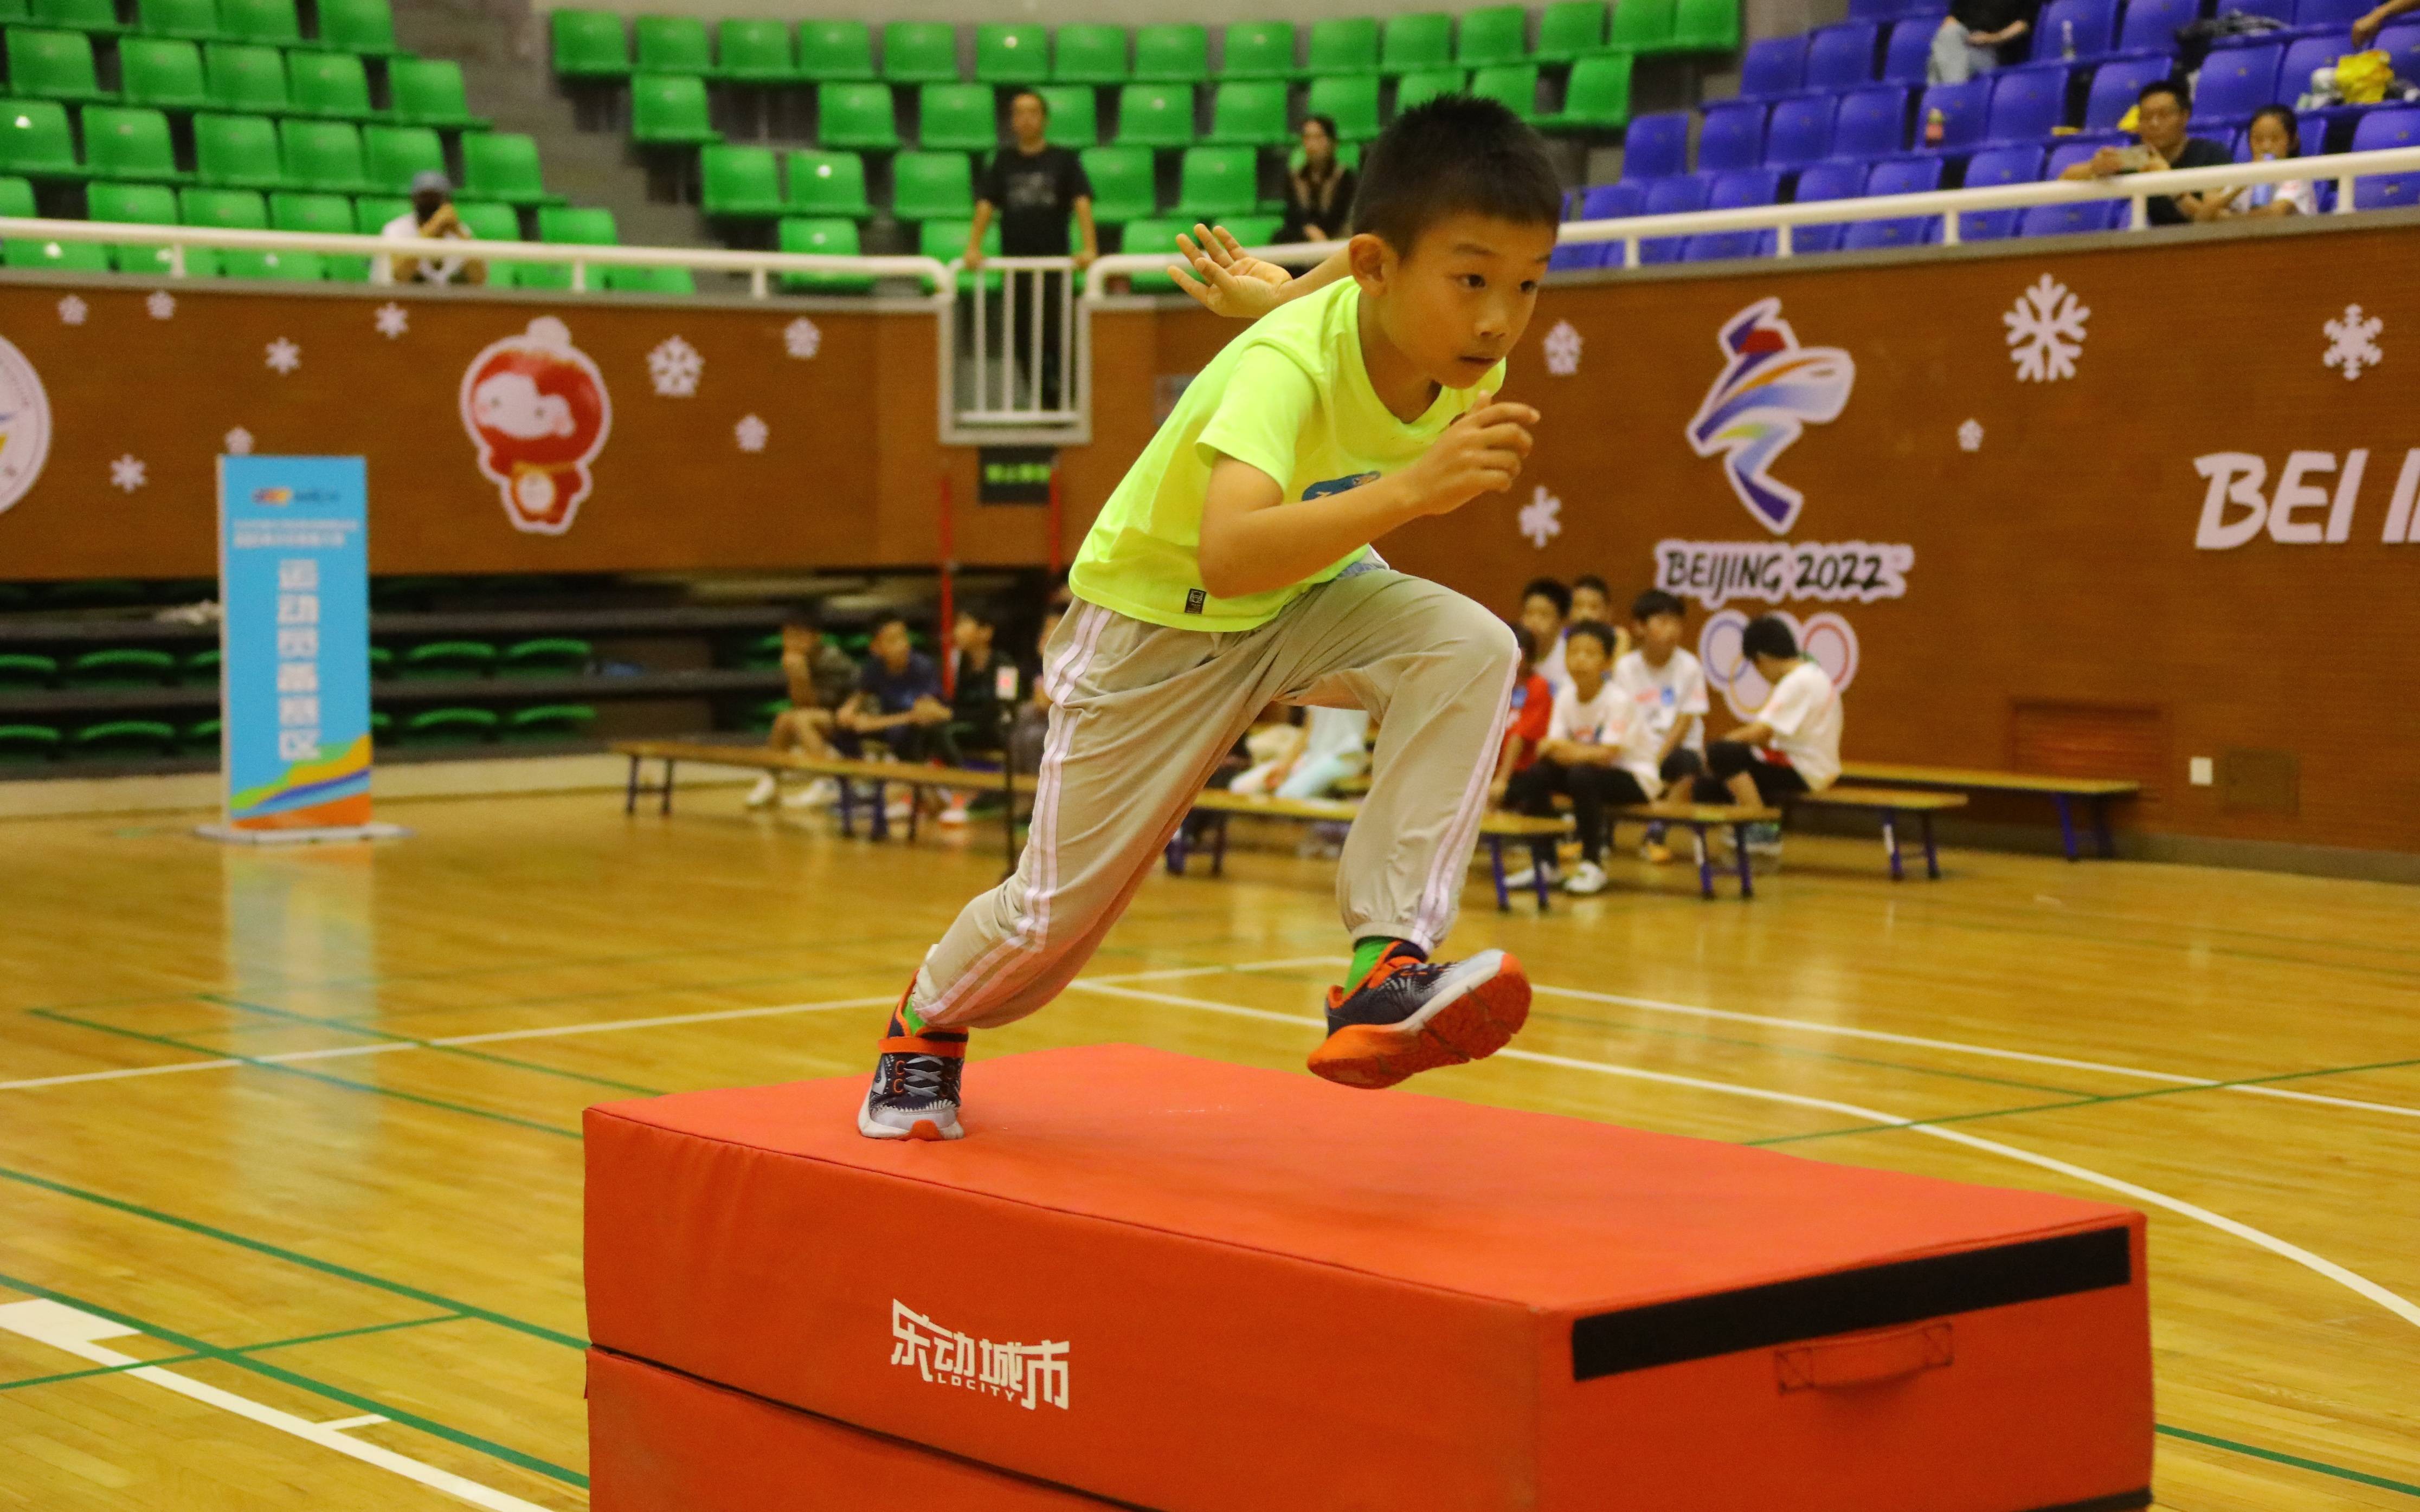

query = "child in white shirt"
[[1611, 589, 1709, 863], [1700, 615, 1843, 855], [1518, 576, 1572, 693], [1501, 622, 1645, 895]]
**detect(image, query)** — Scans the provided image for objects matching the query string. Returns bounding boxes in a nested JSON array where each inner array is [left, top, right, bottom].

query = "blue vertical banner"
[[215, 456, 375, 835]]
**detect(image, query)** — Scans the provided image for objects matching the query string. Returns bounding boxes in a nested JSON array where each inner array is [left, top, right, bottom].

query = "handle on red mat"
[[1774, 1322, 1954, 1392]]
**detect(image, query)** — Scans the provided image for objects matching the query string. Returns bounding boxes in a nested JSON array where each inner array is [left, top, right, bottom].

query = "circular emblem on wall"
[[1700, 608, 1860, 720], [0, 335, 55, 517], [458, 316, 613, 536]]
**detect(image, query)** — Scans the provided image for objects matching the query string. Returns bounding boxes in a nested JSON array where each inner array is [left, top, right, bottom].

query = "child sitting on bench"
[[1503, 621, 1651, 896], [1613, 589, 1709, 863], [1697, 614, 1844, 858], [745, 608, 855, 811]]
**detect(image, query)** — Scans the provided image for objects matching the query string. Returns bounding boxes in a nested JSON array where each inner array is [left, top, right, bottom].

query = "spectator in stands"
[[935, 603, 1021, 824], [2060, 79, 2232, 225], [745, 608, 855, 810], [378, 171, 486, 286], [1569, 574, 1608, 629], [1503, 622, 1639, 896], [1696, 615, 1843, 858], [2190, 106, 2317, 219], [1929, 0, 2039, 83], [1278, 115, 1359, 244], [969, 91, 1099, 409], [2355, 0, 2419, 43], [1613, 589, 1709, 864], [833, 617, 950, 764], [1518, 577, 1573, 693], [1489, 623, 1555, 806]]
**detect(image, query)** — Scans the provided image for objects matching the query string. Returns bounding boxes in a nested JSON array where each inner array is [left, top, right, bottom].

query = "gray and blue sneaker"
[[857, 997, 967, 1141], [1306, 944, 1531, 1091]]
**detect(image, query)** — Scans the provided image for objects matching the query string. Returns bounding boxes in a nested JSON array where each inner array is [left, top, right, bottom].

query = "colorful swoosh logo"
[[1685, 298, 1856, 536]]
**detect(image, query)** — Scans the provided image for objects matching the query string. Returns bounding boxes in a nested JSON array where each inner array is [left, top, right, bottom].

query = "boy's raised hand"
[[1169, 224, 1294, 319], [1403, 401, 1539, 515]]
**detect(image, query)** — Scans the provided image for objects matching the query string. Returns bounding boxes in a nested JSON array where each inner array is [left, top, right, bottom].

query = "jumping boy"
[[1612, 589, 1708, 863], [862, 97, 1562, 1140], [1697, 614, 1843, 857]]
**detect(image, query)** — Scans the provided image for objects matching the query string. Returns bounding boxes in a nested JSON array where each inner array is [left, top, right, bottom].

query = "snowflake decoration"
[[146, 289, 176, 320], [223, 427, 254, 455], [265, 338, 301, 374], [735, 413, 769, 453], [647, 335, 703, 397], [1518, 485, 1562, 549], [109, 455, 147, 493], [56, 294, 86, 326], [1957, 418, 1984, 453], [2322, 303, 2383, 382], [2004, 274, 2088, 383], [1541, 320, 1582, 377], [374, 302, 409, 339], [783, 316, 822, 360]]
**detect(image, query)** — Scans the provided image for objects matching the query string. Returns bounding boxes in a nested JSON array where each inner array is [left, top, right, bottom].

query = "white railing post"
[[1940, 210, 1961, 247], [750, 267, 767, 297], [2128, 194, 2147, 230], [1775, 223, 1793, 259], [1623, 237, 1639, 269], [2337, 173, 2356, 213], [1060, 264, 1076, 416], [169, 242, 185, 277], [571, 258, 588, 292]]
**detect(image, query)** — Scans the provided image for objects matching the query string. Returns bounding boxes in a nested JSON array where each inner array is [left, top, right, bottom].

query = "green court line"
[[2158, 1423, 2420, 1498], [28, 1010, 584, 1142], [0, 1311, 461, 1393], [198, 993, 665, 1098], [0, 1161, 585, 1351], [0, 1267, 584, 1489]]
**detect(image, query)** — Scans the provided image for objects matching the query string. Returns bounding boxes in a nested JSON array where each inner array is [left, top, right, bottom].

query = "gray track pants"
[[913, 566, 1518, 1031]]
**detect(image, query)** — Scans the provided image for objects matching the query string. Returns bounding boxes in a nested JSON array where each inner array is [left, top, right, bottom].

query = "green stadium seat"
[[550, 8, 629, 80], [1393, 68, 1466, 112], [1, 232, 105, 268], [0, 723, 61, 761], [194, 111, 284, 187], [1381, 12, 1454, 74], [717, 18, 793, 84], [796, 18, 872, 80], [1305, 16, 1380, 75], [73, 719, 179, 757], [700, 143, 781, 216], [136, 0, 221, 40], [119, 37, 209, 110], [1035, 82, 1095, 147], [974, 22, 1046, 83], [313, 0, 397, 55], [0, 171, 33, 210], [182, 716, 220, 750], [1131, 22, 1207, 82], [360, 122, 441, 191], [182, 183, 313, 277], [816, 82, 896, 149], [400, 708, 498, 744], [1115, 82, 1193, 147], [89, 180, 204, 274], [889, 147, 970, 220], [777, 214, 872, 290], [461, 132, 553, 204], [0, 651, 55, 687], [448, 196, 520, 281], [1116, 215, 1189, 290], [66, 648, 177, 686], [918, 82, 996, 152], [1470, 63, 1539, 118], [1290, 138, 1360, 171], [1052, 23, 1126, 83], [504, 704, 596, 739], [281, 118, 365, 191], [629, 74, 719, 146], [1535, 0, 1609, 61], [917, 214, 997, 289], [1172, 144, 1256, 218], [1536, 52, 1630, 130], [1077, 143, 1153, 221], [1457, 5, 1530, 67], [287, 50, 376, 119], [178, 647, 219, 683], [0, 100, 78, 176], [1608, 0, 1677, 54], [1205, 80, 1287, 145], [880, 21, 956, 83], [523, 202, 613, 288], [8, 29, 111, 101], [498, 637, 591, 675], [216, 0, 299, 46], [203, 43, 286, 113], [1219, 21, 1296, 79], [270, 188, 367, 279], [604, 263, 690, 294], [389, 57, 487, 128], [353, 191, 401, 228], [1670, 0, 1739, 52], [783, 147, 867, 217], [1306, 74, 1380, 140], [82, 107, 185, 182], [33, 0, 122, 34], [633, 14, 711, 75], [401, 640, 497, 678]]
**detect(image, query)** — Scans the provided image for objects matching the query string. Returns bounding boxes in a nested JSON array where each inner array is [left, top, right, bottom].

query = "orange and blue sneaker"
[[858, 996, 968, 1141], [1307, 944, 1531, 1091]]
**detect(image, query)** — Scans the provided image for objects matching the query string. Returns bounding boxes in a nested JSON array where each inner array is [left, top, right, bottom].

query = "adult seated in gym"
[[2059, 78, 2232, 225], [378, 171, 487, 286], [1278, 115, 1359, 244]]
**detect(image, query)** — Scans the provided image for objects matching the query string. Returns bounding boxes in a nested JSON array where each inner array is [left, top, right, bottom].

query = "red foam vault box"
[[585, 1045, 2152, 1511]]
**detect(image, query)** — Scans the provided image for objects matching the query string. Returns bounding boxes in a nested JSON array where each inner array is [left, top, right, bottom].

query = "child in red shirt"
[[1490, 624, 1555, 805]]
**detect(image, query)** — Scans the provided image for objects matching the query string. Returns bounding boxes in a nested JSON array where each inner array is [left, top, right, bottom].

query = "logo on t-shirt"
[[1184, 587, 1206, 615], [1302, 471, 1380, 500]]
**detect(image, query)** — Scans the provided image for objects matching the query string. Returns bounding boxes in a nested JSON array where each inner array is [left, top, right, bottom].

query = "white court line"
[[0, 1300, 551, 1512], [1066, 978, 2420, 1333]]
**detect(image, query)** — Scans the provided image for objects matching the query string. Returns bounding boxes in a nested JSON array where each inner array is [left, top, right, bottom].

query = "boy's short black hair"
[[1521, 576, 1573, 617], [1572, 573, 1609, 597], [1632, 589, 1685, 622], [2139, 76, 2188, 111], [781, 602, 823, 631], [1567, 621, 1618, 657], [1742, 615, 1798, 662], [955, 600, 1002, 629], [1353, 95, 1563, 254]]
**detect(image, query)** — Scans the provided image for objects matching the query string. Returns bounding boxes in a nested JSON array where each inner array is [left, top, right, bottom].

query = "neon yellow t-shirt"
[[1067, 276, 1506, 632]]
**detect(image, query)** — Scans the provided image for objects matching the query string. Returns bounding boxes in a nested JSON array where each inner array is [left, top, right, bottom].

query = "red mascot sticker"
[[458, 316, 613, 535]]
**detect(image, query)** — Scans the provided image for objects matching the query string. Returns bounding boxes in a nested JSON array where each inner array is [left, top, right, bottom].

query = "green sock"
[[898, 998, 929, 1034], [1349, 936, 1419, 983]]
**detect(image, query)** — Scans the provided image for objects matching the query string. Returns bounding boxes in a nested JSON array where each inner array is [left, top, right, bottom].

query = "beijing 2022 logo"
[[1686, 298, 1855, 536], [459, 317, 613, 535]]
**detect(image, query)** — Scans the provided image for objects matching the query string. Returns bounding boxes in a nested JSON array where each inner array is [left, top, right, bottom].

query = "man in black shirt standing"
[[2060, 77, 2232, 225], [968, 91, 1097, 410]]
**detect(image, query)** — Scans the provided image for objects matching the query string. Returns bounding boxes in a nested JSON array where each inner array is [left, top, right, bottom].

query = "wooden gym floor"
[[0, 789, 2414, 1511]]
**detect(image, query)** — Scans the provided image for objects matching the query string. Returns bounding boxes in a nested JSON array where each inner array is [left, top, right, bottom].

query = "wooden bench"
[[1835, 762, 2140, 861], [1617, 802, 1783, 899], [1787, 786, 1970, 881], [1166, 789, 1574, 913]]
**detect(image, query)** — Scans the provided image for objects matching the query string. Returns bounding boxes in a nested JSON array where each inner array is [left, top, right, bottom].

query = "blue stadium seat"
[[2112, 0, 2196, 55], [2045, 139, 2107, 177], [1788, 159, 1866, 252], [2018, 199, 2125, 235], [1696, 101, 1767, 171], [2082, 57, 2177, 130], [2193, 43, 2280, 125], [1638, 172, 1709, 262], [2294, 0, 2369, 29], [1881, 18, 1936, 82], [1550, 181, 1642, 269], [2351, 106, 2420, 211], [2216, 0, 2297, 22], [2030, 0, 2119, 61], [2377, 24, 2420, 94], [1803, 23, 1880, 91], [2275, 35, 2344, 101], [1981, 67, 2065, 141], [1683, 168, 1775, 260], [1843, 155, 1940, 248], [1620, 111, 1690, 179], [1916, 79, 1991, 151], [1844, 0, 1905, 18], [1955, 144, 2042, 239], [1764, 94, 1836, 166], [1832, 85, 1911, 157], [1738, 35, 1806, 99]]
